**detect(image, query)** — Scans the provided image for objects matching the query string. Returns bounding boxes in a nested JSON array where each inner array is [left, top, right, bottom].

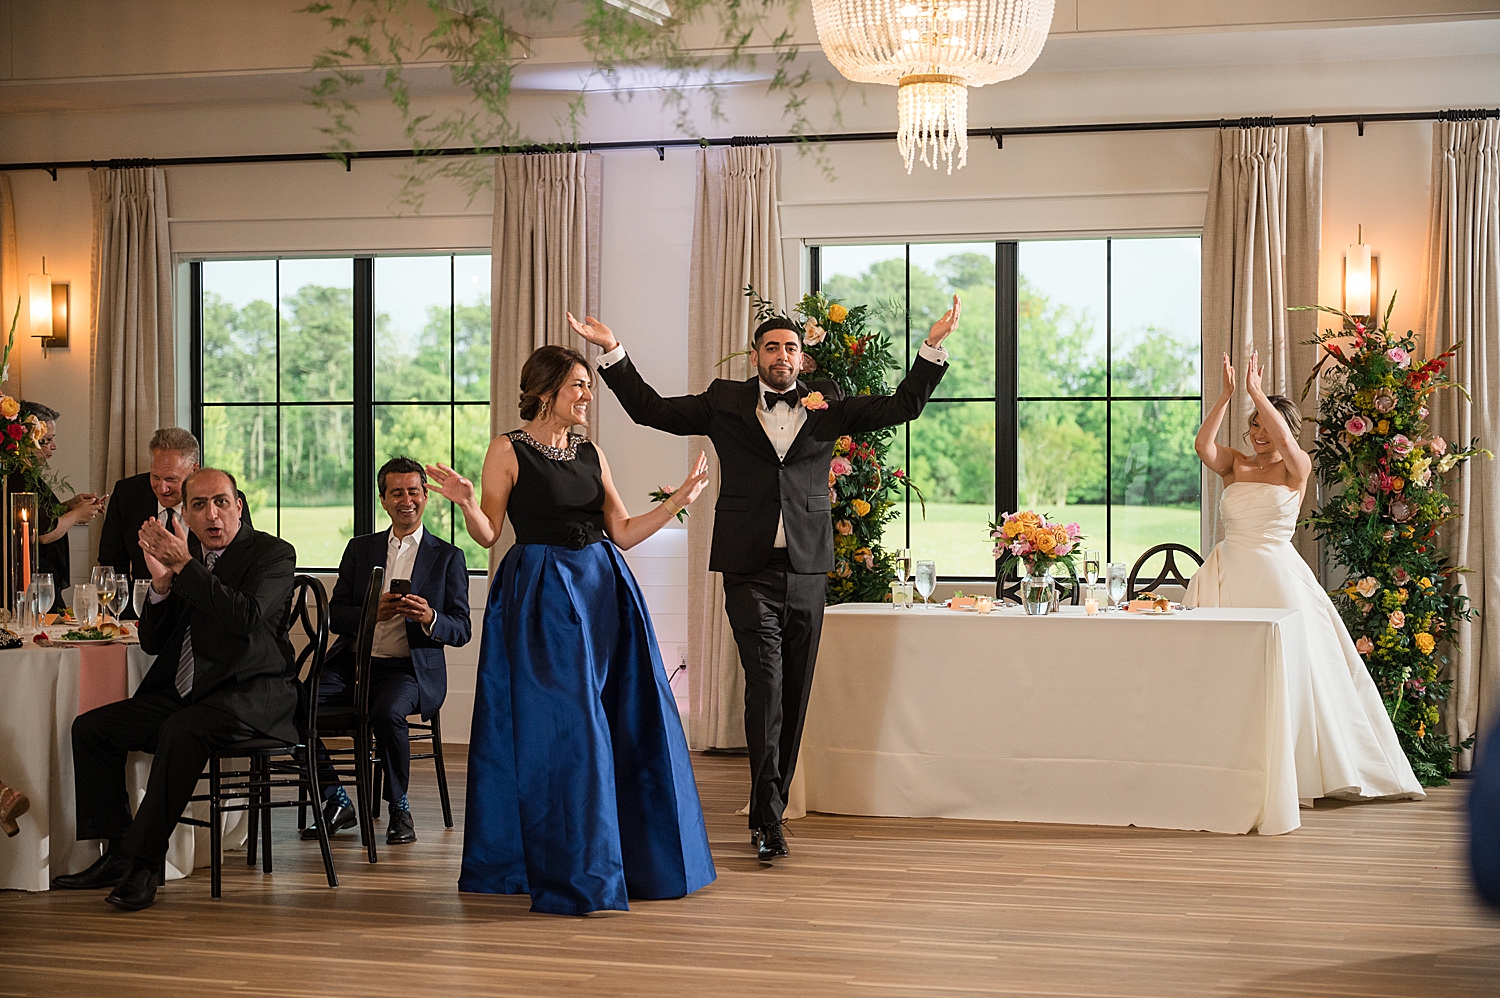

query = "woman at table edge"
[[1185, 350, 1423, 803]]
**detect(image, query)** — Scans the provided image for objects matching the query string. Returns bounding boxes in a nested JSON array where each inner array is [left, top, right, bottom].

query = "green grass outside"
[[890, 502, 1201, 578]]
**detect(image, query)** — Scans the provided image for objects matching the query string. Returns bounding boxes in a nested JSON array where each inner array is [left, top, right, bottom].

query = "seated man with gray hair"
[[97, 427, 252, 587]]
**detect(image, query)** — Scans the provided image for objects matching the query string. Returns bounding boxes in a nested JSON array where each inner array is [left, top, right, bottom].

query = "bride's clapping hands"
[[566, 312, 619, 352], [1245, 350, 1265, 397], [1222, 353, 1235, 395], [425, 463, 476, 506]]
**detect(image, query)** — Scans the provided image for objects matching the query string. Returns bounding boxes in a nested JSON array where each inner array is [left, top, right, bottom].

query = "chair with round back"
[[1126, 543, 1204, 601]]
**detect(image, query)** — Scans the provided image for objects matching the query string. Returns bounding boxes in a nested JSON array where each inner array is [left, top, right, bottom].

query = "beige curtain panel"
[[89, 167, 176, 496], [1200, 125, 1323, 571], [0, 175, 19, 396], [686, 146, 785, 751], [489, 152, 603, 562], [1423, 116, 1500, 768]]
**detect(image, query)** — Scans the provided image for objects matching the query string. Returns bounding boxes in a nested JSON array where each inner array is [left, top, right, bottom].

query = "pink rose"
[[1055, 543, 1072, 557], [800, 391, 829, 411], [835, 519, 853, 536], [1356, 576, 1380, 598], [1355, 635, 1374, 656], [1065, 522, 1081, 538], [1430, 436, 1448, 456], [830, 456, 853, 477], [1419, 406, 1429, 419], [1386, 347, 1411, 368], [1360, 494, 1377, 513], [1345, 415, 1371, 436], [1390, 434, 1413, 456], [1389, 609, 1406, 630]]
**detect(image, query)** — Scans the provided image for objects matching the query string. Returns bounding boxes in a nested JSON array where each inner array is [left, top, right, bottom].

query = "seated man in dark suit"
[[97, 427, 252, 587], [306, 457, 470, 846], [53, 468, 296, 910]]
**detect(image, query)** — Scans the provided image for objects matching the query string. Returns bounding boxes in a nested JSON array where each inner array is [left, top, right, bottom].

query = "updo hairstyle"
[[1248, 394, 1304, 436], [518, 344, 592, 421]]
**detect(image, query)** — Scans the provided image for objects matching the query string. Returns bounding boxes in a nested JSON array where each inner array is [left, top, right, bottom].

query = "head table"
[[786, 604, 1325, 835], [0, 635, 246, 891]]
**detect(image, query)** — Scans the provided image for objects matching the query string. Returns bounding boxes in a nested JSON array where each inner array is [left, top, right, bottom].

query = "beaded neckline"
[[509, 429, 581, 461]]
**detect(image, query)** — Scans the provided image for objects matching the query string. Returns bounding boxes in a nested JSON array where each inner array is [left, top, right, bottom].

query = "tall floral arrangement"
[[0, 302, 47, 480], [747, 287, 919, 604], [1299, 294, 1489, 785]]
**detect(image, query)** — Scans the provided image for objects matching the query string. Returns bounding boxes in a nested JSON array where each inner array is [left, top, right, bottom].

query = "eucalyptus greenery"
[[1298, 294, 1490, 785], [302, 0, 825, 206]]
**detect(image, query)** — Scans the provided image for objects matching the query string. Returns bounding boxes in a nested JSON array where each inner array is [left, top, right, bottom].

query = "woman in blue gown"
[[427, 344, 716, 915]]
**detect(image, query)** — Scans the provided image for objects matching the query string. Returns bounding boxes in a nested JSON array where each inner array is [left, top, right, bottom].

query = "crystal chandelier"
[[812, 0, 1055, 174]]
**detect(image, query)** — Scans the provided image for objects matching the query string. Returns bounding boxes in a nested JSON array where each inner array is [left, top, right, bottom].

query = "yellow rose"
[[1017, 511, 1042, 528], [1392, 477, 1405, 492], [827, 303, 848, 324], [851, 498, 871, 517], [1002, 520, 1023, 539], [1377, 419, 1389, 434], [0, 396, 18, 419], [1415, 632, 1436, 655], [1034, 532, 1057, 554]]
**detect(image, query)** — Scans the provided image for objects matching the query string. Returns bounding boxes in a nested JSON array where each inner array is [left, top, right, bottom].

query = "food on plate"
[[1127, 591, 1171, 613], [58, 622, 130, 642]]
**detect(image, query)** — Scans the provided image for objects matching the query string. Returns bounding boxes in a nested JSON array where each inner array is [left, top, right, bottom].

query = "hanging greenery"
[[1299, 294, 1490, 786], [300, 0, 820, 206], [746, 287, 919, 605]]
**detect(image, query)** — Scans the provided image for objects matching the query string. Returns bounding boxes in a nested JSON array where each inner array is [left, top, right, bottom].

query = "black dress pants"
[[722, 550, 828, 829], [316, 657, 422, 805], [72, 690, 255, 864]]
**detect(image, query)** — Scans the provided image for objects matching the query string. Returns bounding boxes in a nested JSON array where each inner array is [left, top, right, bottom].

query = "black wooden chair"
[[1126, 543, 1204, 601], [371, 709, 453, 828], [299, 566, 383, 864], [179, 574, 339, 898]]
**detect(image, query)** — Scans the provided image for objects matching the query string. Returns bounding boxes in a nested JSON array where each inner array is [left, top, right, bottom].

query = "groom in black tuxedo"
[[574, 298, 959, 862]]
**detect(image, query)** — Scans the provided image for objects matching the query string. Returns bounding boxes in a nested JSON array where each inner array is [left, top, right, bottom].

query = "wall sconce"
[[27, 258, 68, 350], [1343, 225, 1379, 320]]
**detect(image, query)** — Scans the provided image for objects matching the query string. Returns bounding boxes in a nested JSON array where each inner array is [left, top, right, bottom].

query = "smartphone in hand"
[[388, 578, 411, 597]]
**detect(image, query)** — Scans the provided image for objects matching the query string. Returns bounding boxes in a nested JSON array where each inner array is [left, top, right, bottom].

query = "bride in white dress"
[[1186, 351, 1423, 803]]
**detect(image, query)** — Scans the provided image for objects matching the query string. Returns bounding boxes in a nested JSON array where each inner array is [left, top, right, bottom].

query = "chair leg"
[[246, 756, 260, 869], [210, 755, 223, 900], [354, 722, 378, 864], [305, 742, 339, 888], [431, 712, 453, 828], [297, 746, 310, 832], [259, 757, 274, 875], [371, 749, 383, 821]]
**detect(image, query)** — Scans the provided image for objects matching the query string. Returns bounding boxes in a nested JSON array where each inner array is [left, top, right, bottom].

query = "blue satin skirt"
[[458, 540, 716, 914]]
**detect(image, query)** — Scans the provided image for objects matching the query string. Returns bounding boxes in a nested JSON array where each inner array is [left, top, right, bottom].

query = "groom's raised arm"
[[597, 346, 714, 438], [837, 345, 949, 436]]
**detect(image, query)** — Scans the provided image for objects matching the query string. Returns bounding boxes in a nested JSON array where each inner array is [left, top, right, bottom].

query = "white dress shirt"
[[156, 501, 183, 527], [597, 339, 951, 549], [372, 525, 430, 659]]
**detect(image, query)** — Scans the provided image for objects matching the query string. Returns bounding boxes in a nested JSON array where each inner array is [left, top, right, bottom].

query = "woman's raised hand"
[[566, 312, 619, 352], [1222, 353, 1235, 394], [1245, 349, 1265, 396], [672, 451, 711, 509], [425, 463, 476, 506]]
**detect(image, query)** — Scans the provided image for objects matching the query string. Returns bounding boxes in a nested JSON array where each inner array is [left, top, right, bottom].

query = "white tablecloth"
[[0, 644, 244, 891], [790, 605, 1309, 835]]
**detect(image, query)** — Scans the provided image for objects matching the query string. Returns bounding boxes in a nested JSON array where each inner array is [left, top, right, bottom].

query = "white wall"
[[1, 17, 1495, 741]]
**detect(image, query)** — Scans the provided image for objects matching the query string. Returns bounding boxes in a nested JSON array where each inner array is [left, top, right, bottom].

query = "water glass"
[[107, 572, 128, 620], [889, 580, 909, 608], [33, 572, 54, 618], [1107, 562, 1128, 607], [132, 579, 151, 619], [76, 584, 99, 626], [13, 592, 33, 635], [914, 560, 936, 607]]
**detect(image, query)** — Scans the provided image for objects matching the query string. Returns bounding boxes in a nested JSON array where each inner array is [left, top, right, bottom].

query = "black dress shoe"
[[105, 863, 159, 911], [386, 807, 416, 845], [52, 849, 131, 890], [755, 821, 789, 864], [301, 801, 358, 840]]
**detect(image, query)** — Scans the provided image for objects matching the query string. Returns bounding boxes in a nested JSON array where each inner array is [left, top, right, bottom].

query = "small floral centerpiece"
[[991, 510, 1083, 579], [1298, 293, 1489, 785]]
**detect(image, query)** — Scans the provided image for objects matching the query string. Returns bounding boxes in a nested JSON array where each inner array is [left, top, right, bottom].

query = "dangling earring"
[[540, 401, 548, 418]]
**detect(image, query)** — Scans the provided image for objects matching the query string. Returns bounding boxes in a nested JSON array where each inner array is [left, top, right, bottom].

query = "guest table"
[[0, 637, 244, 891], [788, 604, 1314, 835]]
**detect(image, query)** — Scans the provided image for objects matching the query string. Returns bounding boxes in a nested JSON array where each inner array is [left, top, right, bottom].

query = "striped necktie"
[[174, 549, 220, 700]]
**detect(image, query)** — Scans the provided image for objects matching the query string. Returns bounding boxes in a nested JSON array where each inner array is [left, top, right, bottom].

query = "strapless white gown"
[[1186, 482, 1423, 804]]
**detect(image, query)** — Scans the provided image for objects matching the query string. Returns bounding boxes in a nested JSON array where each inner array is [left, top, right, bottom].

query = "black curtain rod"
[[3, 107, 1495, 177]]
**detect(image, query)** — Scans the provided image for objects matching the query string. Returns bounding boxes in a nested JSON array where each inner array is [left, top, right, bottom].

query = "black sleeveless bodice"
[[506, 430, 607, 549]]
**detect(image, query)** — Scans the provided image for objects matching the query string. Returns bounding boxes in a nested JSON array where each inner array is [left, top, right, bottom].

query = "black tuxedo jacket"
[[600, 353, 947, 574], [324, 528, 472, 719], [99, 471, 254, 581], [136, 523, 299, 743]]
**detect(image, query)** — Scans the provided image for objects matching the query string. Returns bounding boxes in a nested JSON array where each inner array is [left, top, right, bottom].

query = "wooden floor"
[[3, 753, 1500, 998]]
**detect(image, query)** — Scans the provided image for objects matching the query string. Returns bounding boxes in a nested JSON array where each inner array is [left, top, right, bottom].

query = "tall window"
[[815, 237, 1201, 579], [196, 255, 492, 570]]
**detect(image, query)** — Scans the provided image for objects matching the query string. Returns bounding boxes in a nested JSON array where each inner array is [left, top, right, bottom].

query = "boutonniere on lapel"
[[800, 391, 829, 411]]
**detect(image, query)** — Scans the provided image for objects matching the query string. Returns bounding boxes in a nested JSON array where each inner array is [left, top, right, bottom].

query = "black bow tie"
[[764, 389, 801, 410]]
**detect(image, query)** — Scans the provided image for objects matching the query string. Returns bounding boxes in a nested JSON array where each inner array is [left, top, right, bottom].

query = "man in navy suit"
[[309, 457, 471, 845]]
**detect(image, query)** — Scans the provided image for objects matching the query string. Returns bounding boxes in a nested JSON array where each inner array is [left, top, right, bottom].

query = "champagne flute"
[[914, 560, 936, 608], [1083, 549, 1102, 604], [894, 548, 912, 584], [132, 579, 151, 620]]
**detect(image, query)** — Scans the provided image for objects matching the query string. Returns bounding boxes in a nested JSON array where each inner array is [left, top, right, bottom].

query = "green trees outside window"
[[818, 237, 1202, 578]]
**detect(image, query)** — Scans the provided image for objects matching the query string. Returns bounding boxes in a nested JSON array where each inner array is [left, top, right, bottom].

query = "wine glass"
[[1107, 562, 1128, 608], [96, 574, 118, 623], [132, 579, 151, 619], [33, 572, 54, 619], [914, 560, 936, 608], [894, 548, 912, 584]]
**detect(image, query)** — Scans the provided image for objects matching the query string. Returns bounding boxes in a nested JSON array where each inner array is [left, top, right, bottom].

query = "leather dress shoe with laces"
[[386, 807, 416, 845], [301, 800, 358, 840], [754, 821, 789, 864], [52, 849, 131, 890], [105, 862, 159, 911]]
